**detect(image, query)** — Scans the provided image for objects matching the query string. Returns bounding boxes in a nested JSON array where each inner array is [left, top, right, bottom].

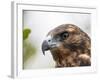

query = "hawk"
[[42, 24, 91, 67]]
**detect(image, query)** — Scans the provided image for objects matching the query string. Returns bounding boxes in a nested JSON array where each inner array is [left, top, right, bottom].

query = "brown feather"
[[48, 24, 91, 67]]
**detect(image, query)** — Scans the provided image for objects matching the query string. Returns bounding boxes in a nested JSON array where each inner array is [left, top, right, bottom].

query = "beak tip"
[[42, 50, 45, 55], [41, 40, 49, 55]]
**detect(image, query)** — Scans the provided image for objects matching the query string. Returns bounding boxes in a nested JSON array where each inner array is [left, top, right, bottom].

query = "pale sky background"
[[23, 10, 91, 69]]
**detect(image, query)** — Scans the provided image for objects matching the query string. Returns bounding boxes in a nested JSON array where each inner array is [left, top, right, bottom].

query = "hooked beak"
[[42, 35, 59, 55], [42, 40, 50, 55]]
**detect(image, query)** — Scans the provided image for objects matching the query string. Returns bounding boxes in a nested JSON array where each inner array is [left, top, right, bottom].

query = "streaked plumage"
[[42, 24, 91, 67]]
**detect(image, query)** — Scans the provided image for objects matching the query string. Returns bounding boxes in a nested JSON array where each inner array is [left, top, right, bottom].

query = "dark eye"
[[61, 32, 69, 40]]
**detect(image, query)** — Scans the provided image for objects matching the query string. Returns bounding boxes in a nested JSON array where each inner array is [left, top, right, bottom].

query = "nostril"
[[48, 40, 51, 42]]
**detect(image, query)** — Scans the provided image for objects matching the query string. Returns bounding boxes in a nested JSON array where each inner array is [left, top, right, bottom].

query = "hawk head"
[[42, 24, 91, 67]]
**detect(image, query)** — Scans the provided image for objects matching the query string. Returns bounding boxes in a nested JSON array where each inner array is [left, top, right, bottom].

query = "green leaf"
[[23, 28, 31, 40]]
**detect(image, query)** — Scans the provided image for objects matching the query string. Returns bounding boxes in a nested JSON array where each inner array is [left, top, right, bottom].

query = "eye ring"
[[61, 32, 69, 40]]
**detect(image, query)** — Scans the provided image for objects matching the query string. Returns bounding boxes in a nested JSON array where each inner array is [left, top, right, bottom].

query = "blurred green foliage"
[[23, 28, 37, 69], [23, 40, 37, 62], [23, 28, 31, 40]]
